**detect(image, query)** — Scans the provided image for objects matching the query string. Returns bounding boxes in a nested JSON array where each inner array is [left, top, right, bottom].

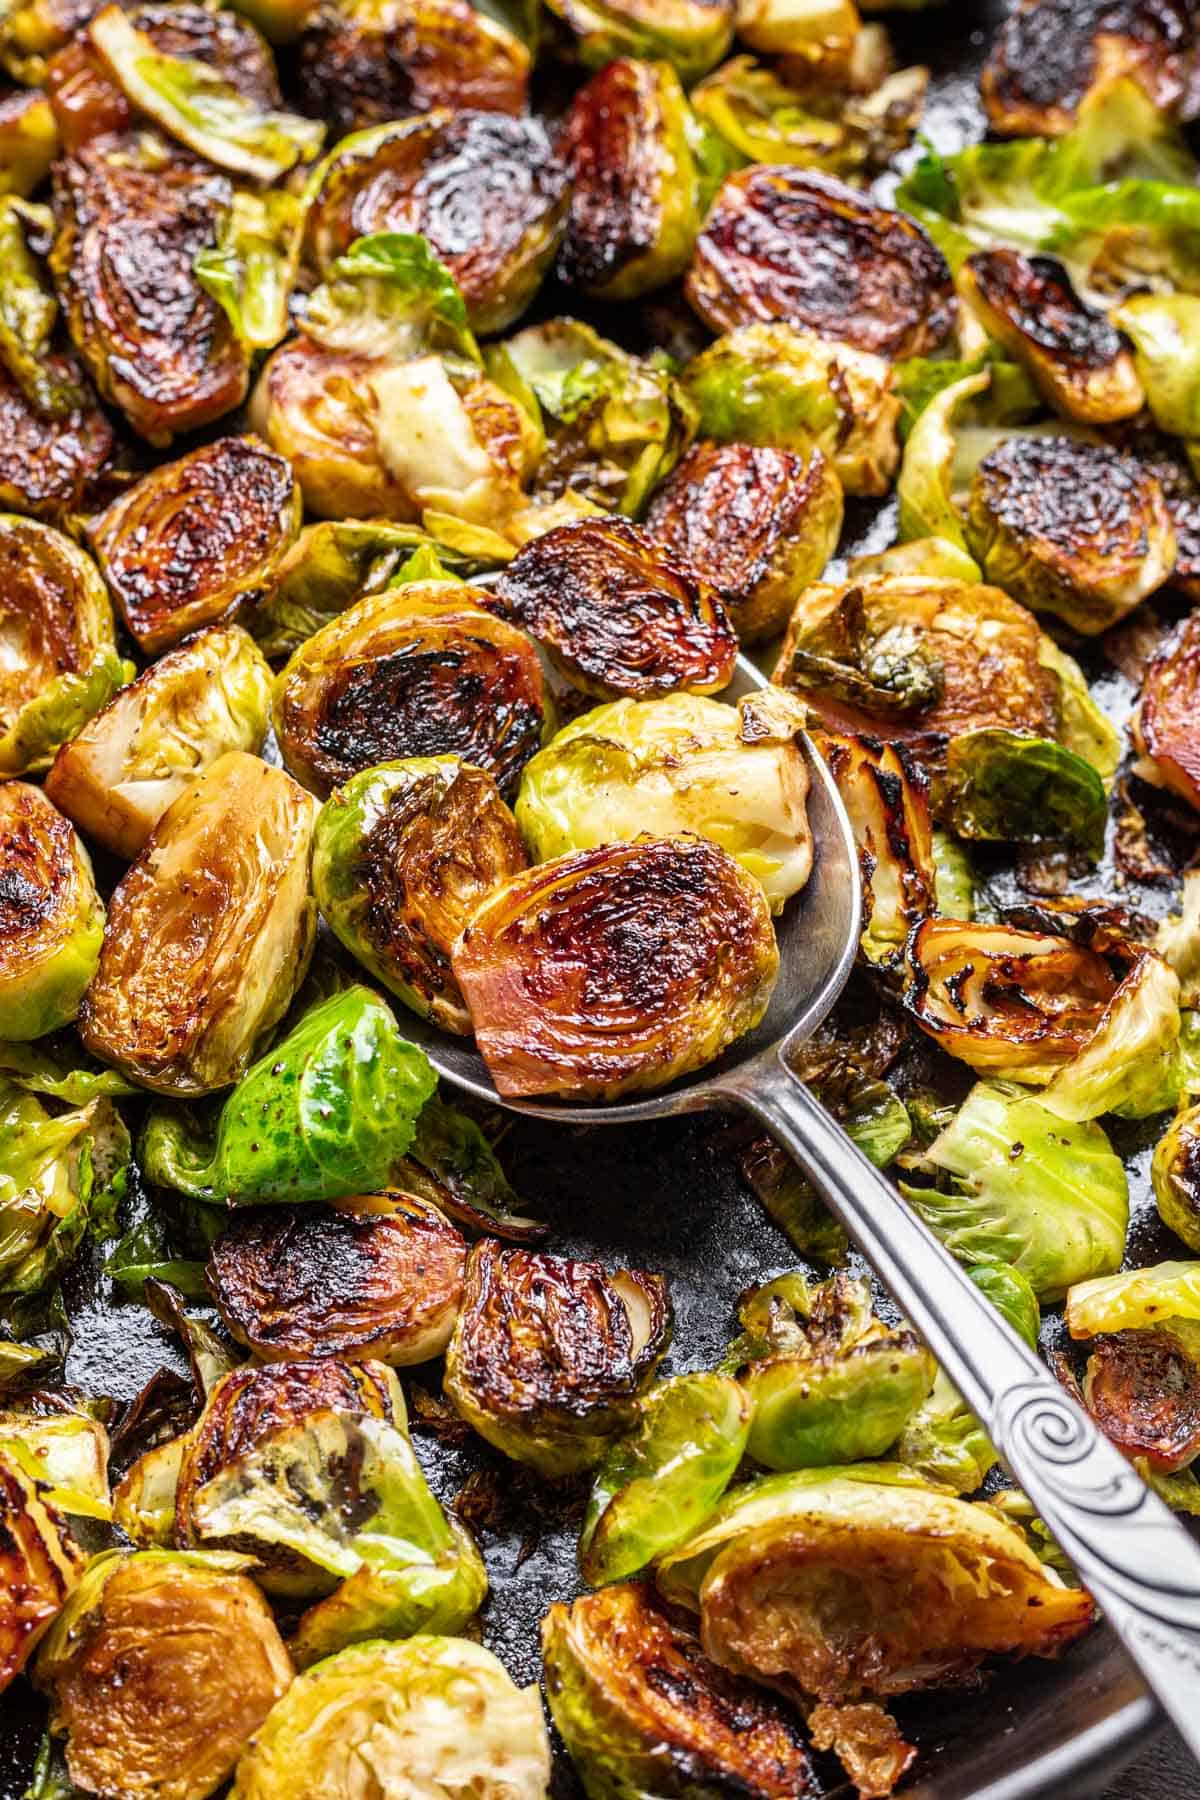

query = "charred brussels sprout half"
[[1133, 611, 1200, 811], [1083, 1318, 1200, 1473], [981, 0, 1198, 136], [445, 1239, 671, 1476], [0, 785, 102, 1042], [453, 837, 779, 1101], [274, 584, 547, 801], [50, 139, 249, 445], [813, 731, 935, 966], [686, 167, 955, 359], [88, 436, 300, 655], [35, 1551, 293, 1800], [314, 756, 527, 1034], [80, 751, 317, 1097], [965, 437, 1176, 635], [247, 338, 409, 522], [306, 111, 567, 335], [0, 514, 127, 777], [45, 624, 273, 861], [0, 356, 112, 521], [645, 441, 843, 643], [515, 691, 813, 915], [0, 1447, 83, 1695], [1153, 1100, 1200, 1252], [207, 1193, 466, 1365], [231, 1636, 551, 1800], [545, 0, 734, 81], [494, 517, 737, 702], [543, 1584, 810, 1800]]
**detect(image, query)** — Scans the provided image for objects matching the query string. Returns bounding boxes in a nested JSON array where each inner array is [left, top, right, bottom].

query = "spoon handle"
[[725, 1054, 1200, 1764]]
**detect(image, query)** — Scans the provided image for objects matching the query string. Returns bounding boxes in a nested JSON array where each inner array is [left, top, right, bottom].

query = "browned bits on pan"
[[1133, 610, 1200, 810], [1084, 1327, 1200, 1472], [686, 166, 955, 358], [493, 516, 739, 700], [981, 0, 1197, 136]]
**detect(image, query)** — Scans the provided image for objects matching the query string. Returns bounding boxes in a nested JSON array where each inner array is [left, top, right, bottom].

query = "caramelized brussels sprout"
[[0, 1447, 82, 1695], [1132, 612, 1200, 812], [35, 1550, 293, 1800], [734, 0, 857, 56], [274, 583, 547, 801], [80, 752, 317, 1097], [981, 0, 1198, 137], [1041, 948, 1182, 1123], [1153, 1099, 1200, 1252], [0, 1074, 128, 1296], [0, 355, 112, 521], [814, 732, 935, 966], [88, 436, 299, 656], [314, 757, 526, 1035], [0, 88, 57, 195], [961, 250, 1144, 424], [494, 518, 737, 702], [207, 1193, 466, 1365], [543, 1585, 810, 1800], [45, 624, 273, 861], [1110, 294, 1200, 440], [686, 167, 955, 358], [1066, 1261, 1200, 1336], [139, 986, 436, 1205], [193, 186, 305, 355], [454, 836, 779, 1101], [516, 690, 813, 914], [296, 0, 530, 139], [0, 784, 102, 1041], [306, 112, 567, 335], [545, 0, 733, 80], [0, 0, 95, 82], [965, 436, 1176, 635], [678, 322, 901, 498], [232, 1636, 550, 1800], [656, 1468, 1095, 1699], [247, 339, 408, 521], [1083, 1318, 1200, 1472], [50, 138, 249, 445], [645, 442, 843, 643], [445, 1239, 671, 1475]]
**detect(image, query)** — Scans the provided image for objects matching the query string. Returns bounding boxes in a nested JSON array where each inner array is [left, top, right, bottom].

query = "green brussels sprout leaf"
[[195, 188, 306, 352], [1066, 1261, 1200, 1337], [396, 1097, 546, 1243], [0, 1081, 129, 1299], [937, 728, 1108, 856], [896, 368, 988, 550], [0, 199, 81, 418], [303, 233, 480, 366]]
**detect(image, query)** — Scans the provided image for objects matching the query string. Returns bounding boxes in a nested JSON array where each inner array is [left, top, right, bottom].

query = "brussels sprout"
[[454, 836, 779, 1100], [899, 1079, 1129, 1300], [0, 1446, 83, 1695], [932, 828, 976, 918], [1082, 1316, 1200, 1473], [558, 60, 706, 302], [1154, 1100, 1200, 1252], [0, 515, 127, 777], [314, 756, 527, 1035], [0, 89, 57, 197], [938, 728, 1108, 856], [894, 366, 989, 553], [35, 1550, 293, 1800], [195, 187, 306, 354], [273, 583, 547, 801], [1039, 949, 1182, 1122], [981, 0, 1197, 137], [686, 166, 955, 358], [1066, 1260, 1200, 1336], [140, 986, 437, 1205], [0, 1078, 128, 1297], [0, 1404, 109, 1522], [305, 112, 567, 335], [246, 339, 408, 521], [0, 785, 102, 1041], [444, 1239, 671, 1476], [208, 1192, 466, 1364], [1037, 634, 1122, 783], [734, 0, 857, 56], [303, 231, 481, 367], [645, 441, 843, 643], [296, 0, 530, 139], [232, 1636, 550, 1800], [45, 624, 273, 861], [965, 436, 1176, 635], [0, 354, 113, 522], [543, 1584, 810, 1800], [1110, 293, 1200, 438], [50, 138, 249, 445], [1156, 870, 1200, 1005], [580, 1373, 750, 1585], [80, 752, 317, 1097], [1132, 611, 1200, 812], [678, 321, 901, 498], [693, 52, 927, 178], [545, 0, 733, 80], [0, 199, 75, 421], [0, 0, 94, 82], [730, 1273, 934, 1471], [517, 690, 812, 914], [814, 732, 935, 966]]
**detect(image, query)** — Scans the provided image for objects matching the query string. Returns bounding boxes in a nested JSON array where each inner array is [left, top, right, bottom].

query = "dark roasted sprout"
[[1133, 610, 1200, 811], [0, 355, 112, 519], [981, 0, 1199, 136], [545, 0, 734, 82], [0, 1447, 82, 1695], [1083, 1319, 1200, 1473]]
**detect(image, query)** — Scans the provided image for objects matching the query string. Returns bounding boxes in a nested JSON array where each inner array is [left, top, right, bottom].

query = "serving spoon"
[[400, 655, 1200, 1763]]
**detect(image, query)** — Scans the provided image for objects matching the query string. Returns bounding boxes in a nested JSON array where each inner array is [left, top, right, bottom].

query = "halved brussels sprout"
[[1153, 1099, 1200, 1251], [516, 690, 813, 915], [735, 0, 857, 57], [88, 436, 299, 656], [494, 517, 738, 702], [0, 1405, 109, 1521], [656, 1467, 1095, 1699], [0, 354, 113, 521], [580, 1372, 751, 1585], [678, 322, 900, 498], [139, 986, 437, 1205], [1110, 293, 1200, 439], [0, 514, 127, 777], [938, 728, 1108, 856], [232, 1636, 550, 1800], [0, 1078, 128, 1296], [46, 624, 273, 861], [543, 1584, 810, 1800], [80, 751, 317, 1097], [0, 785, 102, 1041], [814, 731, 935, 966], [273, 583, 547, 801], [686, 167, 955, 358], [0, 1446, 82, 1695], [1133, 611, 1200, 812], [0, 0, 94, 82], [0, 88, 57, 196], [444, 1239, 671, 1476], [981, 0, 1198, 137], [645, 441, 843, 643], [314, 756, 528, 1034], [960, 249, 1144, 423], [965, 436, 1176, 634], [545, 0, 734, 80], [194, 186, 305, 355], [1066, 1261, 1200, 1336], [453, 836, 779, 1101], [306, 112, 567, 335], [1039, 949, 1182, 1123], [35, 1550, 293, 1800], [731, 1274, 934, 1471], [1083, 1317, 1200, 1473], [50, 138, 249, 445], [208, 1192, 466, 1364]]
